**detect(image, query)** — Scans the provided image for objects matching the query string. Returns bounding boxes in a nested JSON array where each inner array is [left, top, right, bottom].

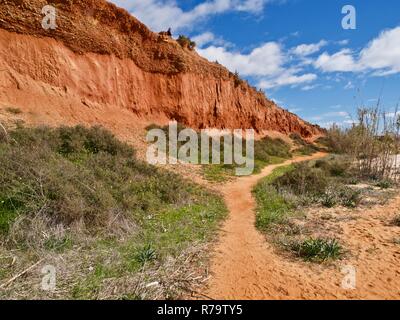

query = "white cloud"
[[314, 26, 400, 75], [258, 72, 317, 89], [192, 32, 233, 48], [301, 84, 319, 91], [235, 0, 267, 12], [111, 0, 270, 31], [337, 39, 349, 46], [314, 49, 360, 72], [359, 26, 400, 73], [291, 40, 327, 57], [198, 42, 284, 76], [198, 41, 317, 89], [310, 111, 350, 121], [192, 32, 216, 47]]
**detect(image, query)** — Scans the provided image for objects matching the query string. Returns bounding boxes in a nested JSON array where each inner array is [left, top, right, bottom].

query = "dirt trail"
[[203, 152, 328, 299], [202, 152, 400, 299]]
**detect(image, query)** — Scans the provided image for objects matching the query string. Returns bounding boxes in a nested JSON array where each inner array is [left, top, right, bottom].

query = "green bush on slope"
[[0, 125, 227, 299]]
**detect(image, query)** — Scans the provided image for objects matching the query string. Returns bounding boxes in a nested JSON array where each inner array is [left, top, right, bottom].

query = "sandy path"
[[201, 152, 400, 299], [203, 152, 329, 299]]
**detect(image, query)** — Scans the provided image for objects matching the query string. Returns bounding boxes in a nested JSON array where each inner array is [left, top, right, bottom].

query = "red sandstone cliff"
[[0, 0, 324, 138]]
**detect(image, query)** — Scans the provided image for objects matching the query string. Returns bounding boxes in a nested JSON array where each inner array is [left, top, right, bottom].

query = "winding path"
[[203, 152, 329, 299]]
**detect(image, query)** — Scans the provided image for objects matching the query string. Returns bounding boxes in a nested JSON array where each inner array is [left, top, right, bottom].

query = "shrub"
[[5, 107, 22, 115], [376, 179, 393, 189], [320, 188, 338, 208], [338, 186, 361, 208], [0, 125, 229, 299], [177, 35, 196, 50], [0, 126, 221, 240], [290, 238, 342, 262], [290, 133, 320, 155], [254, 137, 292, 162], [289, 133, 307, 146], [233, 71, 243, 87], [392, 215, 400, 227], [273, 163, 329, 196], [315, 158, 350, 177], [322, 108, 400, 181]]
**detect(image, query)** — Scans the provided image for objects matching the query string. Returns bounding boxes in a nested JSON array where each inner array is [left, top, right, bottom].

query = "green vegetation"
[[146, 123, 295, 181], [290, 238, 342, 262], [134, 244, 157, 265], [177, 35, 196, 50], [5, 107, 22, 115], [0, 125, 227, 299], [253, 158, 360, 263], [290, 133, 321, 155], [253, 165, 295, 231], [233, 71, 243, 87], [273, 158, 362, 208]]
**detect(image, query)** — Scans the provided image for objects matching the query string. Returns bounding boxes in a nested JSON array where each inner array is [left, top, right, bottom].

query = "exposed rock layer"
[[0, 0, 323, 137]]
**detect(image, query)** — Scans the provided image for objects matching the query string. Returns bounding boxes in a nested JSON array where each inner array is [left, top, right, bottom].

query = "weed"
[[44, 236, 73, 252], [338, 187, 361, 208], [320, 188, 338, 208], [290, 238, 342, 262], [135, 244, 157, 265], [376, 179, 393, 189], [392, 215, 400, 227], [0, 197, 21, 234], [5, 107, 22, 115]]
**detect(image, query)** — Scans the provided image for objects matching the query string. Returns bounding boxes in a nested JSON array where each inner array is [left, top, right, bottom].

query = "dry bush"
[[322, 107, 400, 182]]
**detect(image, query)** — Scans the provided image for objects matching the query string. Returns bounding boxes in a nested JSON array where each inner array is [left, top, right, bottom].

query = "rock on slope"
[[0, 0, 323, 138]]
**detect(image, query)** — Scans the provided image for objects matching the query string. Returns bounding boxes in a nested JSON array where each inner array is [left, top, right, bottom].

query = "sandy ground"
[[200, 152, 400, 300]]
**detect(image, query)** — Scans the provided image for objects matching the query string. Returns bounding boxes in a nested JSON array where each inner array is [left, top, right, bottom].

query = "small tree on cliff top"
[[177, 35, 196, 51]]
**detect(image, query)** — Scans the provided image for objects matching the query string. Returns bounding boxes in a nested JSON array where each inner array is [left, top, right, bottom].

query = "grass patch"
[[44, 236, 73, 253], [0, 125, 227, 299], [0, 196, 20, 234], [290, 238, 342, 262], [253, 165, 295, 231], [376, 179, 393, 189]]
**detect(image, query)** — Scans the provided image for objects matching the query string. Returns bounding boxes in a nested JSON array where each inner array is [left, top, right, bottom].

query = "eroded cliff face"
[[0, 0, 323, 138]]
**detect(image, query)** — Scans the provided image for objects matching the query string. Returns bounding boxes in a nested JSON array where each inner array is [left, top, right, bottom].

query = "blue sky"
[[111, 0, 400, 127]]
